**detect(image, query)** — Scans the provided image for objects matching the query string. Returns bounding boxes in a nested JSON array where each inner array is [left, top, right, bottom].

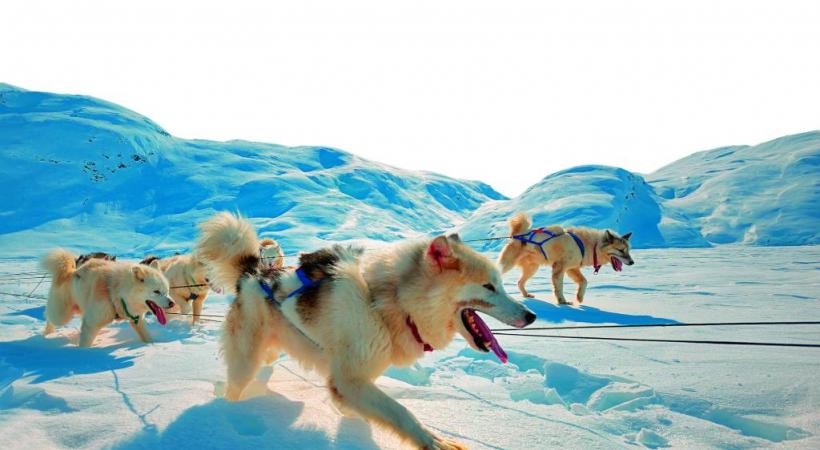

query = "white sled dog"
[[140, 253, 215, 323], [197, 212, 536, 450], [42, 249, 175, 347], [498, 212, 634, 304]]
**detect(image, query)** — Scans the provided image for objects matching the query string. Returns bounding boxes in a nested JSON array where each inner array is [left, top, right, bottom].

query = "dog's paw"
[[427, 435, 468, 450], [523, 293, 534, 299]]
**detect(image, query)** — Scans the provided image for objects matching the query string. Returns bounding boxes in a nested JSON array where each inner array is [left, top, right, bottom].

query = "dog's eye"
[[482, 283, 496, 292], [153, 290, 160, 295]]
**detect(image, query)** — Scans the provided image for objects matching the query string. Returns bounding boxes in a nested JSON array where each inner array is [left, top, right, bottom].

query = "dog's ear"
[[111, 256, 117, 261], [622, 232, 632, 241], [604, 230, 614, 243], [149, 259, 161, 270], [427, 236, 460, 271], [447, 233, 462, 243], [132, 265, 146, 283]]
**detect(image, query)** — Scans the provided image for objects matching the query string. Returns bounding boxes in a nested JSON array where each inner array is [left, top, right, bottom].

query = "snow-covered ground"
[[2, 246, 818, 449]]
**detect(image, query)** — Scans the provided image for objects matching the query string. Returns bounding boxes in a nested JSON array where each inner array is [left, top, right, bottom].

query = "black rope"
[[169, 283, 209, 290], [491, 332, 820, 348], [163, 311, 224, 323], [491, 320, 820, 332]]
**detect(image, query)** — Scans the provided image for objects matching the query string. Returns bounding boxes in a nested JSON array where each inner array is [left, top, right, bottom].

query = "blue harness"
[[258, 267, 319, 304], [513, 228, 586, 260]]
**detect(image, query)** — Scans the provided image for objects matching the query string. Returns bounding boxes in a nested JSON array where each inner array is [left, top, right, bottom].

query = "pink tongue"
[[470, 311, 508, 364], [611, 256, 623, 272], [147, 300, 167, 325]]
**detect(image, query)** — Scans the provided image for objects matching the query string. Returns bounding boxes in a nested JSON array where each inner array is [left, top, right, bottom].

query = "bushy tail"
[[41, 249, 78, 331], [497, 213, 531, 273], [509, 212, 532, 237], [196, 212, 260, 292], [41, 248, 77, 285]]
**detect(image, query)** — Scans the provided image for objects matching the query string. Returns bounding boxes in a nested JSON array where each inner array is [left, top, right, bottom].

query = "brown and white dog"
[[41, 249, 175, 347], [197, 212, 536, 450], [140, 253, 214, 323], [259, 237, 285, 270], [498, 213, 634, 304]]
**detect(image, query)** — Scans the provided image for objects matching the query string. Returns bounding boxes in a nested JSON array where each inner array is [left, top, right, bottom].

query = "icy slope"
[[0, 83, 504, 257], [454, 166, 675, 249], [457, 132, 819, 249], [647, 131, 820, 246]]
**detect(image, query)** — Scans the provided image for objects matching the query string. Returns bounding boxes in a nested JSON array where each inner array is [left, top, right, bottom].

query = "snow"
[[2, 246, 819, 449], [2, 84, 819, 449], [0, 83, 503, 259], [457, 133, 819, 250]]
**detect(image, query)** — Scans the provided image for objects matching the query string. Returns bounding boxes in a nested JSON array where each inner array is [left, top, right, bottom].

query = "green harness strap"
[[120, 298, 140, 325]]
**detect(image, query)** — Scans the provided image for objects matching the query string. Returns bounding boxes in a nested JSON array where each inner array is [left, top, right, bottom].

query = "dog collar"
[[120, 298, 140, 325], [405, 316, 433, 352], [593, 243, 601, 274]]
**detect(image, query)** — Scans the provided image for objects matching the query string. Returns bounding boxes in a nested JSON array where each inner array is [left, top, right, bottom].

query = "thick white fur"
[[197, 213, 535, 450], [148, 253, 210, 323], [41, 249, 174, 347]]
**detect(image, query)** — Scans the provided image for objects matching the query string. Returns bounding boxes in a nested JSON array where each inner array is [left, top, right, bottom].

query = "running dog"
[[498, 213, 634, 304], [140, 253, 214, 323], [197, 212, 536, 450], [42, 249, 175, 347]]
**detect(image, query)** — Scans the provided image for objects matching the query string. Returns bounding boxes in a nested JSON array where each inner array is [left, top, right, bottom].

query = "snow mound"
[[454, 166, 669, 249], [0, 83, 504, 258], [457, 132, 819, 248], [647, 131, 820, 246]]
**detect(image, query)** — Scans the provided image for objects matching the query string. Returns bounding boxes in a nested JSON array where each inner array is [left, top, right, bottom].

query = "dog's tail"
[[196, 212, 260, 293], [497, 213, 531, 273], [509, 212, 532, 237], [41, 249, 79, 332], [42, 248, 77, 285]]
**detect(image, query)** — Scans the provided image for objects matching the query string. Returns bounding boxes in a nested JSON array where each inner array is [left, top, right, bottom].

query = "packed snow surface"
[[1, 246, 819, 449]]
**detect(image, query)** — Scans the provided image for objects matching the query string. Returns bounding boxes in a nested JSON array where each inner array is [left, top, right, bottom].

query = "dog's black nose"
[[167, 301, 175, 309], [524, 311, 536, 326], [627, 260, 634, 266]]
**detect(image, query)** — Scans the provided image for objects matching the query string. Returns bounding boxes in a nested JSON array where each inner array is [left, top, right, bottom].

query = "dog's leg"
[[42, 321, 55, 336], [223, 321, 267, 401], [551, 263, 568, 304], [78, 319, 103, 348], [130, 319, 153, 344], [191, 298, 204, 324], [329, 374, 467, 450], [517, 263, 538, 298], [566, 268, 587, 303]]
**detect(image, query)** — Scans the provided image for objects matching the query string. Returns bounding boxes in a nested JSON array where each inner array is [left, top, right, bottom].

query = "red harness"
[[406, 316, 433, 352], [592, 243, 602, 274]]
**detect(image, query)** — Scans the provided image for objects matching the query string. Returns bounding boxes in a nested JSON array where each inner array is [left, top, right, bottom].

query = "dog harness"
[[513, 228, 587, 262], [257, 267, 319, 303], [592, 243, 601, 274], [406, 316, 434, 352]]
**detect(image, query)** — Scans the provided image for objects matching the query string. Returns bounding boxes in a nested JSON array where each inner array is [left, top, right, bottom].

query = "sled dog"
[[197, 212, 536, 449], [259, 237, 285, 270], [498, 212, 634, 304], [75, 251, 117, 266], [42, 249, 175, 347], [140, 253, 214, 323]]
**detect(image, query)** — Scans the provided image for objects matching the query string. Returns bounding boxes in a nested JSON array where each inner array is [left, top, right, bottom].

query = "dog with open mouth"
[[498, 212, 635, 304], [140, 253, 218, 324], [197, 212, 536, 450], [42, 249, 175, 347]]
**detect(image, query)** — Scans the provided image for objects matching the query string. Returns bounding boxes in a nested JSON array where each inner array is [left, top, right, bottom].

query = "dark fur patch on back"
[[296, 283, 325, 324], [77, 252, 117, 266], [139, 255, 160, 266], [298, 249, 340, 281], [236, 254, 261, 277]]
